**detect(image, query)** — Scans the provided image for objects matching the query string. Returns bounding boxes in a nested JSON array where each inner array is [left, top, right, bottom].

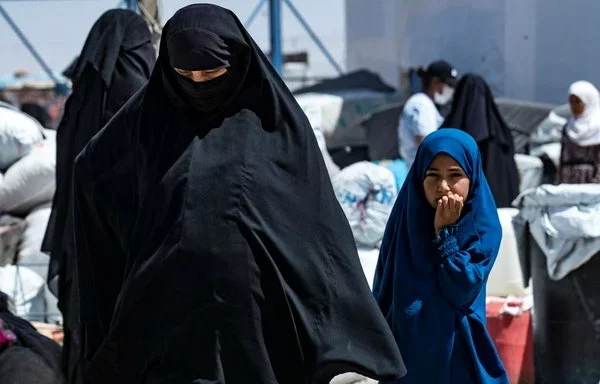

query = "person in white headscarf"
[[558, 80, 600, 183]]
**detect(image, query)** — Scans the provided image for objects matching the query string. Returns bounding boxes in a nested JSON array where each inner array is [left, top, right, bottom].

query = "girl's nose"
[[438, 179, 450, 193]]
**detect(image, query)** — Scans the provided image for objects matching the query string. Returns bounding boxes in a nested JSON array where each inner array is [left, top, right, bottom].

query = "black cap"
[[426, 60, 458, 86]]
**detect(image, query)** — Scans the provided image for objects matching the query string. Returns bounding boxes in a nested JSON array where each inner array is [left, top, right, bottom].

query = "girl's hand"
[[434, 192, 464, 234]]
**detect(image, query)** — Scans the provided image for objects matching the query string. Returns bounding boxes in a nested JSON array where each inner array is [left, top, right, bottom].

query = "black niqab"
[[72, 4, 405, 384], [171, 71, 236, 112], [41, 9, 156, 384], [161, 10, 248, 114], [442, 74, 520, 207]]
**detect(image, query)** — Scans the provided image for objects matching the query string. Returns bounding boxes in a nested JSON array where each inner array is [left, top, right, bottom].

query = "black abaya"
[[72, 4, 405, 384], [442, 74, 520, 207], [41, 9, 155, 384]]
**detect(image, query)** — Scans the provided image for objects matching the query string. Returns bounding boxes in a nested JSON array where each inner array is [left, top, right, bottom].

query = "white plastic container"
[[487, 208, 531, 297]]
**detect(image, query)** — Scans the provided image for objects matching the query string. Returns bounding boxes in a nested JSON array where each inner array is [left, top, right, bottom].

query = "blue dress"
[[374, 129, 509, 384]]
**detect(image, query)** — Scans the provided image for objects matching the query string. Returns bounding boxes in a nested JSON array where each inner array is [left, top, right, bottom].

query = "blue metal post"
[[282, 0, 344, 75], [269, 0, 283, 74], [0, 4, 60, 83], [245, 0, 266, 29]]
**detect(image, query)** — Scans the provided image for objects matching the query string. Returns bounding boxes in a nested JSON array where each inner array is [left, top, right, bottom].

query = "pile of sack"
[[331, 161, 400, 287], [0, 104, 58, 323], [332, 161, 398, 249]]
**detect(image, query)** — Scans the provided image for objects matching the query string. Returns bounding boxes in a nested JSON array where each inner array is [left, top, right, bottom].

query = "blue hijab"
[[374, 129, 508, 384]]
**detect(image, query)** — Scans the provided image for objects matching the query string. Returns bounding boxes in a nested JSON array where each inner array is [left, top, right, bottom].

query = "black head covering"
[[20, 103, 51, 128], [41, 8, 156, 384], [69, 9, 154, 86], [160, 7, 250, 113], [62, 56, 79, 80], [441, 73, 520, 207], [71, 4, 405, 384], [442, 73, 512, 145]]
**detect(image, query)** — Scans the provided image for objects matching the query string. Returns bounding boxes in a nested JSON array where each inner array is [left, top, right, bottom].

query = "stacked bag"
[[332, 162, 399, 287], [0, 104, 44, 171], [332, 161, 398, 248], [0, 104, 58, 323]]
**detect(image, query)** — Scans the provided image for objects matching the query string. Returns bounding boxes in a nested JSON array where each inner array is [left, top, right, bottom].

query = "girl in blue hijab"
[[374, 129, 508, 383]]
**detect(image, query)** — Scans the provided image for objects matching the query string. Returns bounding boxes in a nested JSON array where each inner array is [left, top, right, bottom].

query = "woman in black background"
[[442, 74, 520, 207], [41, 9, 155, 384], [71, 4, 405, 383]]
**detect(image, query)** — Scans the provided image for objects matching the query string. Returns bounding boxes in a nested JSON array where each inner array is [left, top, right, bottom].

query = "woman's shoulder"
[[406, 92, 430, 104]]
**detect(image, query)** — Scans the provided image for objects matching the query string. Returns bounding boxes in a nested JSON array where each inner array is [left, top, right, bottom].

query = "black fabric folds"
[[41, 9, 155, 384], [71, 4, 405, 384], [442, 74, 520, 207], [0, 292, 63, 384]]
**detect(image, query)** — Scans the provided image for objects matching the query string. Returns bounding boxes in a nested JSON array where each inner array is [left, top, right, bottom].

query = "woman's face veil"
[[159, 5, 251, 113]]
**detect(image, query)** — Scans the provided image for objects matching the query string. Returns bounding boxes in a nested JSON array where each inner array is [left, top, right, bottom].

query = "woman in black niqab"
[[72, 4, 405, 384], [441, 74, 520, 207], [41, 8, 156, 384]]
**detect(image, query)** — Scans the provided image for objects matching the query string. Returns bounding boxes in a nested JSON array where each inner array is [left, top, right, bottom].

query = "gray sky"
[[0, 0, 345, 78]]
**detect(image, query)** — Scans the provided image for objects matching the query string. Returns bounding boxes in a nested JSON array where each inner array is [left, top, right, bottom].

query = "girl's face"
[[423, 153, 470, 208], [569, 94, 585, 118]]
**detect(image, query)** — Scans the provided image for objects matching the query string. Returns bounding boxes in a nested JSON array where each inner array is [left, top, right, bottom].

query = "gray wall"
[[346, 0, 600, 104]]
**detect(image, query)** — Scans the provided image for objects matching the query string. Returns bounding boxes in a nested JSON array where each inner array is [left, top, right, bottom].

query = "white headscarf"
[[567, 80, 600, 146]]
